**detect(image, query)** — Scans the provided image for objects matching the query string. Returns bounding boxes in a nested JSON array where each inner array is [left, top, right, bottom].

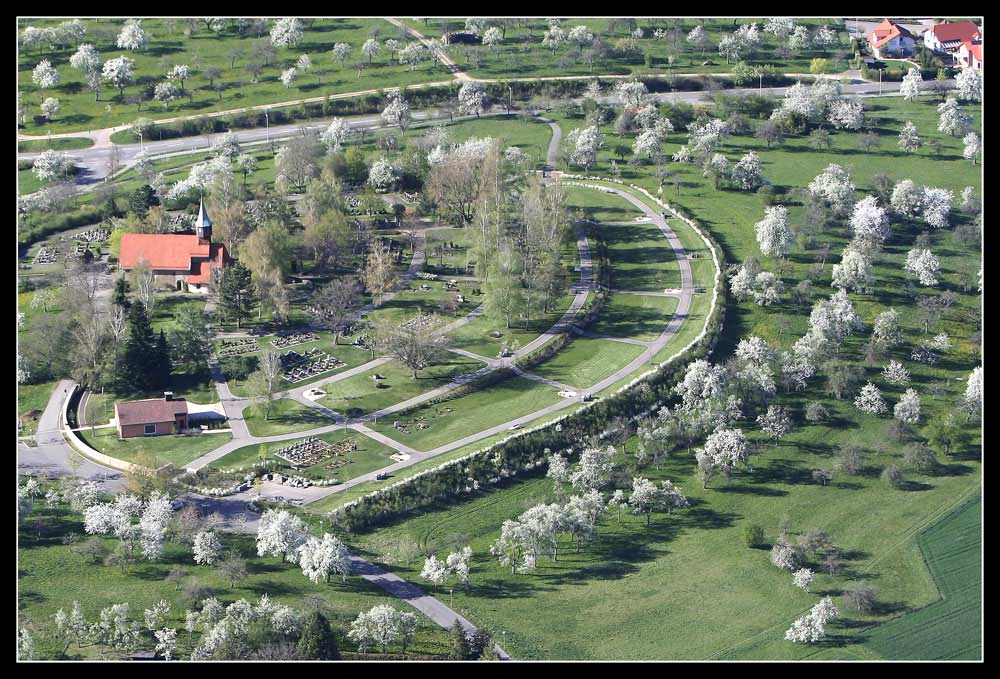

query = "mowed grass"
[[18, 136, 94, 152], [448, 292, 574, 359], [601, 220, 682, 291], [17, 380, 60, 436], [242, 398, 333, 437], [76, 426, 232, 468], [588, 293, 678, 342], [529, 336, 646, 389], [317, 354, 484, 417], [17, 500, 452, 660], [207, 428, 398, 483], [858, 496, 981, 660], [368, 376, 565, 451]]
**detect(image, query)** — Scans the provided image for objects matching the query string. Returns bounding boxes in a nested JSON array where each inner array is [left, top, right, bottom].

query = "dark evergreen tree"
[[469, 628, 493, 659], [122, 301, 157, 392], [296, 610, 340, 660], [169, 303, 213, 373], [449, 619, 470, 660], [128, 184, 160, 219], [113, 276, 130, 309], [218, 262, 259, 329], [154, 329, 172, 389]]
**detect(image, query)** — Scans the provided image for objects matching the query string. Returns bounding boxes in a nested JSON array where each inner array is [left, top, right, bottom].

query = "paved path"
[[385, 18, 473, 81], [611, 289, 684, 298], [16, 380, 125, 493]]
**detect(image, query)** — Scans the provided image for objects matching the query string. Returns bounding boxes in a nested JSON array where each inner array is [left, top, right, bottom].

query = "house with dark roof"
[[115, 394, 189, 439], [924, 20, 981, 55], [867, 19, 916, 59], [118, 199, 228, 293]]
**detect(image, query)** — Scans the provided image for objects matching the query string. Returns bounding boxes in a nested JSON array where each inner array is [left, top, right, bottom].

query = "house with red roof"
[[867, 19, 917, 60], [924, 20, 981, 57], [958, 39, 983, 71], [115, 394, 189, 439], [118, 200, 228, 293]]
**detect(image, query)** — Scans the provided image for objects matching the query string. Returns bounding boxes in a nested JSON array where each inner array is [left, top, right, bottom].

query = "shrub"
[[843, 582, 878, 612], [743, 524, 767, 548]]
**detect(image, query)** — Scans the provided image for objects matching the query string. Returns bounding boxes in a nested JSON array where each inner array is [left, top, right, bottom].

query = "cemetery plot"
[[218, 337, 259, 358], [280, 348, 347, 383], [272, 331, 320, 349], [273, 436, 335, 468], [33, 246, 60, 264], [74, 227, 110, 243]]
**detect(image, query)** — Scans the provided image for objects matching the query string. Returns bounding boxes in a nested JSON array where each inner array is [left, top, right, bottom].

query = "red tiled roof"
[[115, 398, 188, 426], [963, 40, 983, 62], [868, 19, 913, 50], [120, 233, 211, 271], [929, 21, 981, 44], [189, 243, 228, 284]]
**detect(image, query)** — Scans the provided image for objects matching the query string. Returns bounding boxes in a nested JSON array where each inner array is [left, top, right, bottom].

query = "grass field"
[[601, 220, 682, 291], [316, 354, 483, 417], [18, 137, 94, 152], [530, 336, 646, 389], [207, 428, 398, 483], [588, 293, 679, 342], [368, 376, 565, 451], [242, 399, 334, 437], [17, 496, 452, 659], [17, 380, 59, 436], [77, 426, 232, 468]]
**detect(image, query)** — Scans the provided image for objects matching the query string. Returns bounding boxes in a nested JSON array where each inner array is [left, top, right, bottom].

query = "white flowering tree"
[[937, 97, 972, 137], [154, 81, 181, 108], [320, 117, 353, 154], [102, 55, 136, 100], [687, 25, 707, 54], [898, 120, 921, 152], [332, 42, 351, 66], [882, 360, 910, 385], [889, 178, 924, 219], [367, 157, 395, 191], [904, 248, 940, 286], [154, 627, 177, 661], [116, 20, 149, 51], [482, 26, 503, 50], [900, 67, 923, 101], [279, 67, 297, 88], [962, 132, 981, 164], [457, 80, 487, 117], [688, 118, 729, 156], [894, 389, 922, 425], [920, 186, 954, 229], [793, 568, 815, 591], [963, 366, 983, 415], [420, 554, 449, 585], [566, 125, 604, 171], [955, 67, 982, 102], [753, 205, 794, 258], [628, 477, 665, 525], [193, 531, 223, 565], [789, 25, 812, 50], [808, 164, 855, 216], [757, 405, 794, 446], [398, 43, 426, 70], [730, 151, 765, 190], [255, 509, 308, 563], [752, 272, 784, 307], [297, 533, 352, 583], [31, 150, 73, 181], [569, 446, 616, 492], [542, 25, 567, 52], [695, 428, 749, 487], [361, 38, 380, 63], [770, 538, 803, 570], [850, 195, 890, 247], [615, 79, 648, 108], [827, 99, 864, 130], [381, 91, 411, 131], [489, 519, 535, 574], [270, 18, 304, 49], [831, 247, 875, 294], [32, 59, 60, 89], [854, 382, 888, 416], [673, 359, 729, 411]]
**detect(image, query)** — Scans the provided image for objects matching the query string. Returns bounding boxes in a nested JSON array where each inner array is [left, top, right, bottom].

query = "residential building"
[[867, 19, 917, 59]]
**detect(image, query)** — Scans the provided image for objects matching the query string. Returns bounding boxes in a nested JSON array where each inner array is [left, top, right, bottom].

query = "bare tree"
[[363, 241, 399, 307], [376, 315, 448, 379], [129, 258, 157, 314], [248, 350, 284, 420]]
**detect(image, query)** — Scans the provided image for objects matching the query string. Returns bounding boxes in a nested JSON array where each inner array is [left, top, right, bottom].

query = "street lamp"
[[138, 129, 143, 152], [265, 108, 270, 147], [878, 67, 882, 96]]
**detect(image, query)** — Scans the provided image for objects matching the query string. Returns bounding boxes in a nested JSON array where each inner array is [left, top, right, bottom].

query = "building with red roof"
[[115, 394, 189, 439], [958, 39, 983, 70], [924, 20, 982, 56], [118, 199, 228, 292], [867, 19, 916, 60]]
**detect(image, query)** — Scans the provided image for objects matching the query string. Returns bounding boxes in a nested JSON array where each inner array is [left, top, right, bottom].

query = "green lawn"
[[18, 136, 94, 152], [365, 280, 479, 327], [368, 376, 565, 451], [17, 380, 59, 436], [207, 428, 398, 483], [588, 294, 678, 342], [600, 220, 682, 291], [529, 336, 646, 389], [17, 496, 452, 660], [243, 398, 334, 437], [17, 167, 46, 195], [448, 292, 575, 359], [77, 426, 231, 468], [317, 354, 483, 418]]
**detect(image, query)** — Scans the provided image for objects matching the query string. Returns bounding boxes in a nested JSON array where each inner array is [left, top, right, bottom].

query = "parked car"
[[375, 472, 388, 480], [170, 499, 186, 511]]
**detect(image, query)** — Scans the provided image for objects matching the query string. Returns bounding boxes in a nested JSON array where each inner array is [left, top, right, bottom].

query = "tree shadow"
[[898, 479, 934, 491]]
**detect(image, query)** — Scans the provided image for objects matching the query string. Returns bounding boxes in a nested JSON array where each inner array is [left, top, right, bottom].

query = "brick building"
[[115, 394, 189, 439]]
